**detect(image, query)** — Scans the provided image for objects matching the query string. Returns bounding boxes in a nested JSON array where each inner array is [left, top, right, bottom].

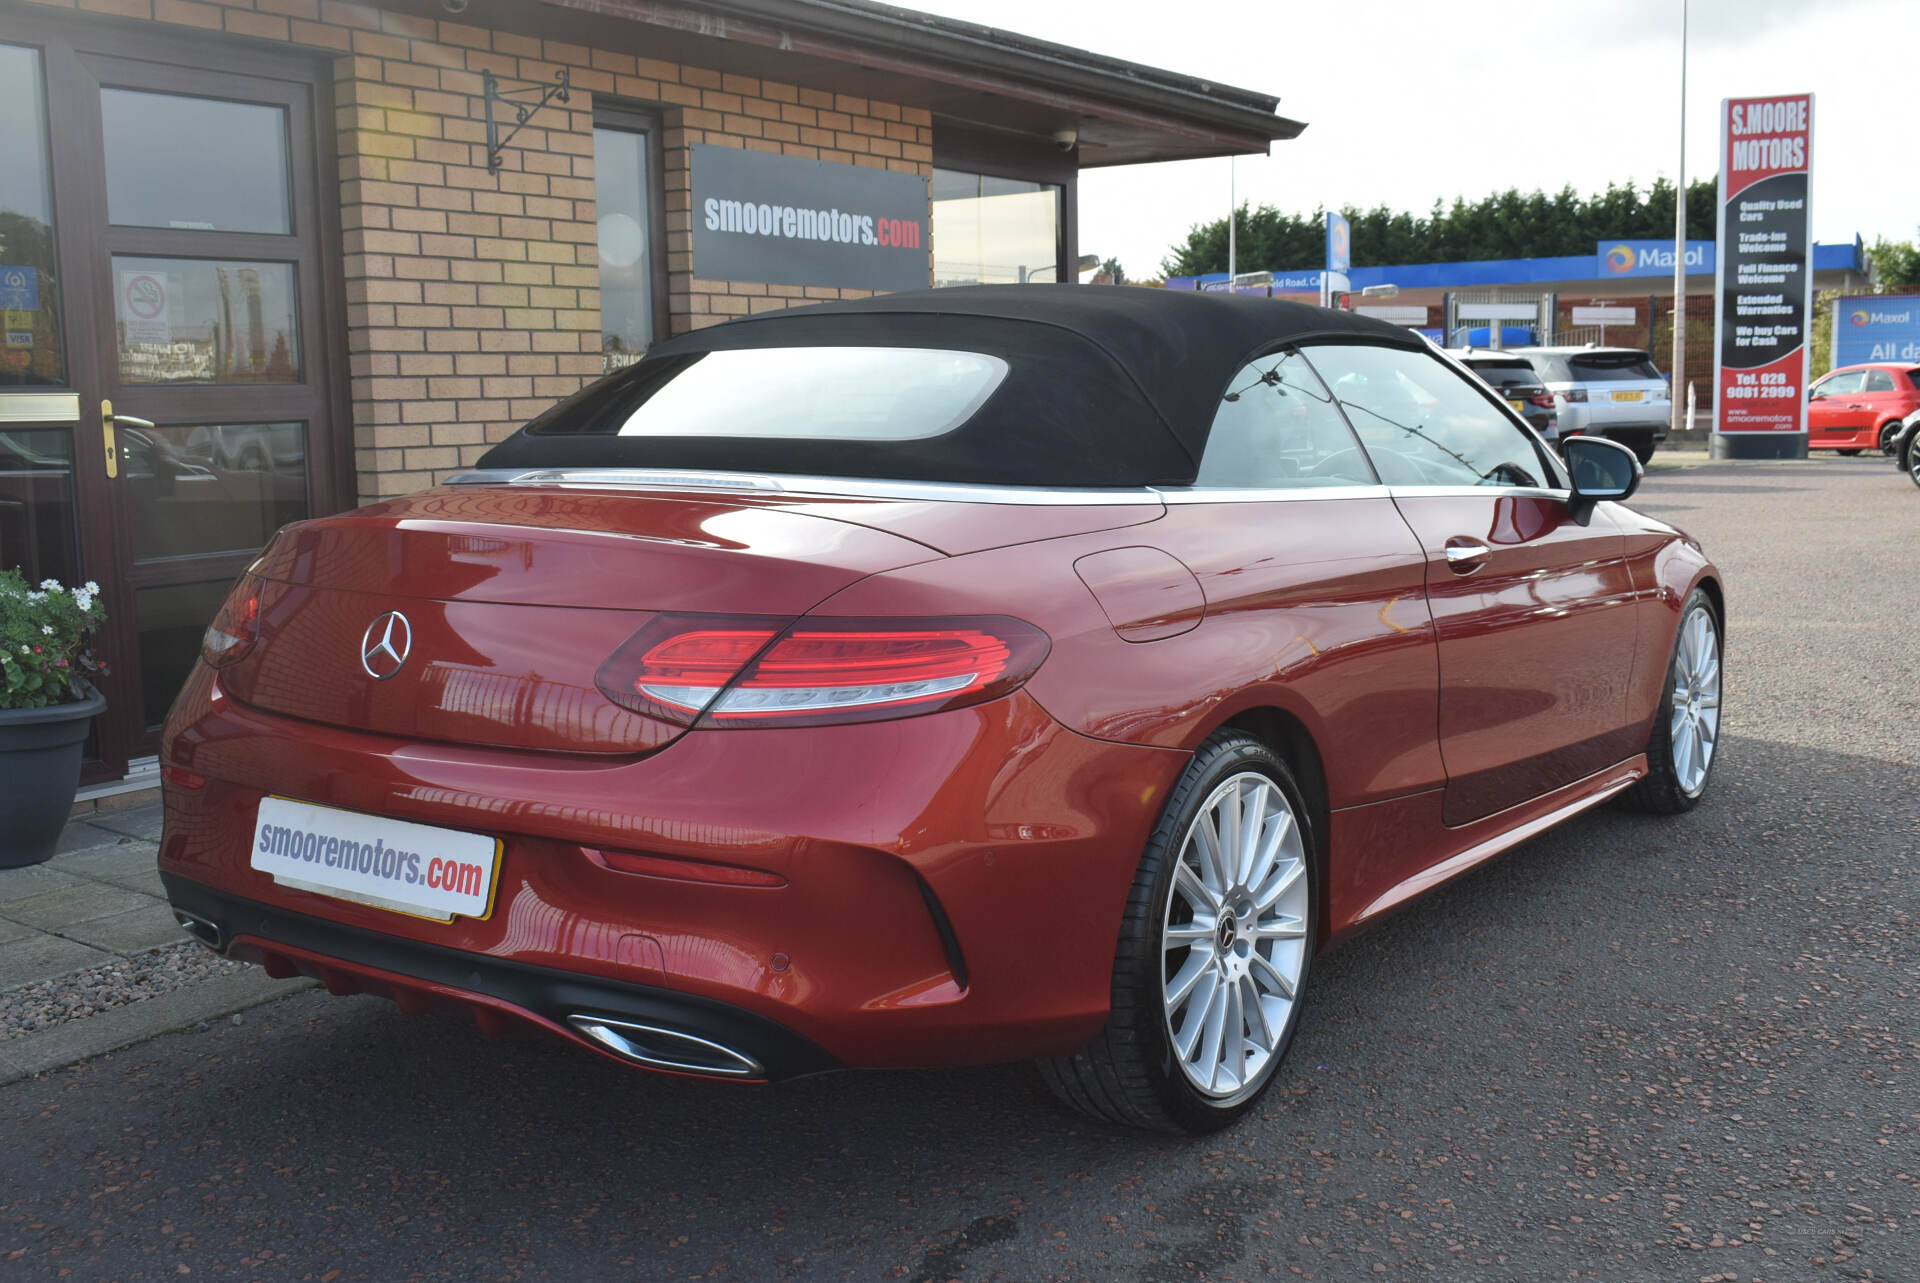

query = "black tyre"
[[1038, 732, 1317, 1133], [1835, 448, 1863, 457], [1619, 589, 1722, 815], [1905, 435, 1920, 490], [1631, 439, 1658, 465], [1879, 421, 1902, 455]]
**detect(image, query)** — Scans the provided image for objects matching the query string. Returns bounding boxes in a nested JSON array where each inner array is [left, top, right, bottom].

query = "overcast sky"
[[912, 0, 1916, 280]]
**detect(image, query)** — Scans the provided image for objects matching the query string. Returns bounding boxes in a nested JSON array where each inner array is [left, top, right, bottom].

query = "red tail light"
[[1530, 393, 1556, 408], [201, 576, 262, 668], [596, 613, 1050, 728]]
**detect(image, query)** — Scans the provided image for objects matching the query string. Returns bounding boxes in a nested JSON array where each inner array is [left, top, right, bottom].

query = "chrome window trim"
[[1151, 483, 1391, 504], [1383, 484, 1573, 501], [443, 468, 1578, 508], [443, 467, 1167, 506]]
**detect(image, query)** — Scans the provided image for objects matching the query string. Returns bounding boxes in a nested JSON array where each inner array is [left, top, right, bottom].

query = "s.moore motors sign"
[[690, 145, 931, 293], [1712, 93, 1814, 456]]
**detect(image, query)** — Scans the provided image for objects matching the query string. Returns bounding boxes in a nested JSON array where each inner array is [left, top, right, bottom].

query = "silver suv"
[[1512, 346, 1671, 463]]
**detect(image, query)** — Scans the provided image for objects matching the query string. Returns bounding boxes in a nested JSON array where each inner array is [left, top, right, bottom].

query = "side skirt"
[[1324, 755, 1648, 941]]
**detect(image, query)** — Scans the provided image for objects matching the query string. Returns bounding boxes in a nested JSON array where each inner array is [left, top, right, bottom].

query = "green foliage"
[[1096, 256, 1126, 284], [1809, 289, 1839, 381], [0, 569, 106, 710], [1865, 234, 1920, 292], [1162, 178, 1718, 277]]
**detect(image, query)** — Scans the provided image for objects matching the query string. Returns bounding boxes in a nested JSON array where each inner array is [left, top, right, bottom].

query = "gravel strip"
[[1, 942, 250, 1041]]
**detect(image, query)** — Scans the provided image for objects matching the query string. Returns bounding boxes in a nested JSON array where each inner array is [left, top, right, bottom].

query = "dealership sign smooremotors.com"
[[690, 144, 932, 293]]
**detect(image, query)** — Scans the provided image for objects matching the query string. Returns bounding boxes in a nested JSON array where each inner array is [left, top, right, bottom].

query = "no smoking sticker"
[[117, 270, 171, 345]]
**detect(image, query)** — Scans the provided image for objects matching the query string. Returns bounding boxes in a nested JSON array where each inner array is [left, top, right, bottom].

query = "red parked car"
[[160, 289, 1724, 1133], [1806, 362, 1920, 455]]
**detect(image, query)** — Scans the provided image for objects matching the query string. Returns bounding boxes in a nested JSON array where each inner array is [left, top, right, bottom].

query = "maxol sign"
[[1595, 240, 1713, 278], [1833, 294, 1920, 366]]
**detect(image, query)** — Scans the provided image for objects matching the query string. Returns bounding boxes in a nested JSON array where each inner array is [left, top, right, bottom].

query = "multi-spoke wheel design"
[[1038, 734, 1318, 1132], [1161, 772, 1309, 1103], [1668, 607, 1721, 797], [1621, 588, 1724, 815]]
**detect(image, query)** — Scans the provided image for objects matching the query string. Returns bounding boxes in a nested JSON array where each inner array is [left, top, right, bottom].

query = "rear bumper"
[[164, 874, 839, 1080], [1558, 403, 1670, 439], [159, 662, 1186, 1073]]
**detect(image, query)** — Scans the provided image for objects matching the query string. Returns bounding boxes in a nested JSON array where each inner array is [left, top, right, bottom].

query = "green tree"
[[1865, 234, 1920, 291], [1096, 256, 1126, 284], [1161, 178, 1717, 277], [1809, 289, 1839, 381]]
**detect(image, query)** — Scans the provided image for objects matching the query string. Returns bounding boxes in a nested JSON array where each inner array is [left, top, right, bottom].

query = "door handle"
[[1443, 538, 1491, 574], [99, 400, 154, 479]]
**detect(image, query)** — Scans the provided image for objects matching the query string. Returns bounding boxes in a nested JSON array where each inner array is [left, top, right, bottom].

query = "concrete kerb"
[[0, 969, 318, 1087]]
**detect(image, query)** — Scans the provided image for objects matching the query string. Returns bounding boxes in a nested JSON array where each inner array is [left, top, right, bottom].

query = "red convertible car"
[[160, 288, 1723, 1133]]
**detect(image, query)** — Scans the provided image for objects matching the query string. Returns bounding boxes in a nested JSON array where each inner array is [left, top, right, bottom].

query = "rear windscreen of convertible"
[[527, 347, 1009, 442]]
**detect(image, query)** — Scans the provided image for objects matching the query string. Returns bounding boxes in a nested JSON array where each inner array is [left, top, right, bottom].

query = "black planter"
[[0, 686, 107, 869]]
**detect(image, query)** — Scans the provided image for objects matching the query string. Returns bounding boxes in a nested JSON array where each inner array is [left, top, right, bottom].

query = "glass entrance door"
[[0, 17, 344, 778]]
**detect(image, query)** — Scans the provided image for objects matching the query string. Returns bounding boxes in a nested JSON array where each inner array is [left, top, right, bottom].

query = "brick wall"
[[25, 0, 934, 501]]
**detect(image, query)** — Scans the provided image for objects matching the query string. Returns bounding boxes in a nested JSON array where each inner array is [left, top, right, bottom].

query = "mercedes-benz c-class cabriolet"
[[160, 287, 1723, 1132]]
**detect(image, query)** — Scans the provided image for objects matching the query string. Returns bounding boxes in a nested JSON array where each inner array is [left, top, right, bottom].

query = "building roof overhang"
[[523, 0, 1302, 164]]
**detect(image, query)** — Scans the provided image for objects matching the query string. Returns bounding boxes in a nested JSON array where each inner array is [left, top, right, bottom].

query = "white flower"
[[28, 590, 46, 602], [74, 593, 93, 612], [39, 578, 60, 591], [83, 581, 98, 594], [42, 625, 55, 636]]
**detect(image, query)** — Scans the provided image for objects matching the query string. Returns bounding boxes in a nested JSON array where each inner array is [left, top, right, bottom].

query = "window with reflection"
[[593, 118, 661, 373], [0, 429, 79, 586], [1196, 349, 1376, 488], [931, 168, 1062, 286], [1303, 344, 1554, 488], [123, 421, 309, 562], [112, 257, 300, 385], [101, 89, 292, 234], [0, 44, 68, 388]]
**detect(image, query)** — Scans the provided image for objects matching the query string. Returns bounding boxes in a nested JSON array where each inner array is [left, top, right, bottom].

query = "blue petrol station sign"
[[1595, 240, 1713, 279], [1833, 295, 1920, 366]]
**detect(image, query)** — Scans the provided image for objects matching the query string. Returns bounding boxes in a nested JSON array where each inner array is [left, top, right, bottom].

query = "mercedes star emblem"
[[359, 611, 413, 680]]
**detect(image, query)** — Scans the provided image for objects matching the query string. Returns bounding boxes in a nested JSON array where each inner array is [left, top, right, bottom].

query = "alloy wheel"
[[1669, 608, 1721, 796], [1161, 771, 1310, 1103]]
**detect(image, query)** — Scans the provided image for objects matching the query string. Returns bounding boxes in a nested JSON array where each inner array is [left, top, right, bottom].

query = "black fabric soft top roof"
[[477, 285, 1426, 488]]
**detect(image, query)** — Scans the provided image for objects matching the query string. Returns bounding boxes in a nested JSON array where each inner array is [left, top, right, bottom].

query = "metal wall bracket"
[[482, 68, 571, 174]]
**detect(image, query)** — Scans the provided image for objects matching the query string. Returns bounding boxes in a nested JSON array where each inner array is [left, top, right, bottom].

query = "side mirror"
[[1562, 435, 1642, 525]]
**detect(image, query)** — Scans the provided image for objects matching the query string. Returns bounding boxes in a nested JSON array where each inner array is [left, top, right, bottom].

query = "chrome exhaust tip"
[[567, 1015, 765, 1079], [173, 909, 225, 952]]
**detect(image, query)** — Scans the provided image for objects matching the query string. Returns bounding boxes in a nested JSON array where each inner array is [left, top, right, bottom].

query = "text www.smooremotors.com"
[[255, 823, 486, 897]]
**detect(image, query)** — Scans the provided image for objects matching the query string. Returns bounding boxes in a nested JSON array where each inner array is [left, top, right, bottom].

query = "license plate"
[[1612, 390, 1645, 402], [250, 796, 501, 922], [1507, 399, 1525, 413]]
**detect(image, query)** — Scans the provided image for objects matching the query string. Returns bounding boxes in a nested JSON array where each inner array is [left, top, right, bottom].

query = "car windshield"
[[1907, 370, 1920, 391], [526, 346, 1010, 442], [1568, 352, 1663, 382]]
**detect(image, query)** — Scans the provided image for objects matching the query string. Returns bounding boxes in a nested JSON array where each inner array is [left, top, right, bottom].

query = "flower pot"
[[0, 685, 107, 868]]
